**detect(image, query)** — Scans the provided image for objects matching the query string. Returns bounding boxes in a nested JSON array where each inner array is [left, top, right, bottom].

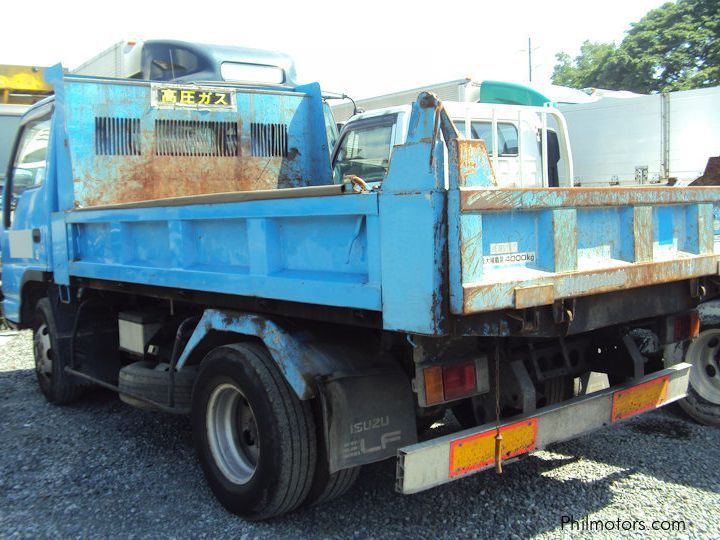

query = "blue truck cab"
[[3, 49, 720, 519]]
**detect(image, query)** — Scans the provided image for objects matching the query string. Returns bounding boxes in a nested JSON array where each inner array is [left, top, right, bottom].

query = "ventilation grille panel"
[[251, 123, 288, 157], [155, 120, 239, 157], [95, 117, 141, 155]]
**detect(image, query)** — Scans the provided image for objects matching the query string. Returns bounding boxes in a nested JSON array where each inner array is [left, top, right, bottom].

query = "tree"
[[552, 42, 621, 89], [552, 0, 720, 93]]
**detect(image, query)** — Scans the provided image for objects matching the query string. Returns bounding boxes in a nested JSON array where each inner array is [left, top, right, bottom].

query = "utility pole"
[[528, 37, 532, 82]]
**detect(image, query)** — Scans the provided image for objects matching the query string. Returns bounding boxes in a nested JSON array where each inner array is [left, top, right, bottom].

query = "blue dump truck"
[[3, 54, 720, 520]]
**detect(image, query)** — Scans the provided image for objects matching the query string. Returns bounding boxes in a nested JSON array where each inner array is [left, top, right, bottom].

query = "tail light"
[[443, 363, 477, 401], [423, 361, 477, 405], [424, 366, 444, 406], [669, 310, 700, 342]]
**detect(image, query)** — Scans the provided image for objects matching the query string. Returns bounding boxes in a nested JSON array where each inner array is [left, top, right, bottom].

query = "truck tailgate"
[[447, 145, 720, 315]]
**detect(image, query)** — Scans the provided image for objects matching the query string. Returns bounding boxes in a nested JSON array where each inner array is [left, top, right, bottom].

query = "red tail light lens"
[[442, 362, 477, 401]]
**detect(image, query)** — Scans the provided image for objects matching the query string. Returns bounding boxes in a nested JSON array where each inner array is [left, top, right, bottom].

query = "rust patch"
[[462, 255, 719, 314], [453, 139, 496, 188], [514, 284, 555, 309], [75, 114, 309, 208], [76, 153, 306, 208], [633, 207, 653, 262], [460, 186, 720, 212]]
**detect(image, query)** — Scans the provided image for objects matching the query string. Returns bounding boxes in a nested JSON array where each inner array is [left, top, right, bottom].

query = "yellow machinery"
[[0, 65, 52, 105]]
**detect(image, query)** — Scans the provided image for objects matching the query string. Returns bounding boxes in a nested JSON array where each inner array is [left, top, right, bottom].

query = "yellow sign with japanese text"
[[152, 85, 235, 109]]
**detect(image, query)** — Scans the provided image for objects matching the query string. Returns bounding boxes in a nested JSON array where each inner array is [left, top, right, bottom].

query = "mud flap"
[[318, 366, 417, 473]]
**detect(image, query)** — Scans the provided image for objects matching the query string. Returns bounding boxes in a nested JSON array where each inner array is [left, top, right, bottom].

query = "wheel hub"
[[206, 383, 259, 485], [686, 329, 720, 405], [34, 323, 53, 382]]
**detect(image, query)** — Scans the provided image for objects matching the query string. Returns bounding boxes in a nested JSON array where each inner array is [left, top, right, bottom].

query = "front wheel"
[[192, 343, 317, 520], [678, 329, 720, 426], [33, 298, 85, 404]]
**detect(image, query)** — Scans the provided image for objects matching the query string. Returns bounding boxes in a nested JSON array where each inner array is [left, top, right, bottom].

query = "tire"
[[119, 361, 197, 411], [303, 398, 359, 507], [192, 343, 317, 520], [678, 329, 720, 427], [33, 298, 85, 405], [304, 463, 359, 507]]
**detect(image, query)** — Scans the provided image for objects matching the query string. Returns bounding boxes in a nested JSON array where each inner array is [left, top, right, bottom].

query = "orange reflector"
[[424, 366, 444, 405], [689, 310, 700, 339], [449, 418, 537, 477], [672, 310, 700, 341], [611, 375, 669, 422]]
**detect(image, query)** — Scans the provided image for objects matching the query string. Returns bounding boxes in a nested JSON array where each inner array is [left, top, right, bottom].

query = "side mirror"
[[10, 168, 36, 197]]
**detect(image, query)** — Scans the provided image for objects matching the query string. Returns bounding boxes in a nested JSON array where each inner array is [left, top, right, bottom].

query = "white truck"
[[72, 41, 144, 78], [559, 86, 720, 187], [333, 101, 573, 189], [335, 80, 720, 188], [331, 79, 568, 124]]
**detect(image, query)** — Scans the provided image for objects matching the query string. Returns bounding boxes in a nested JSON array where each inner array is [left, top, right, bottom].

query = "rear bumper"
[[396, 363, 690, 494]]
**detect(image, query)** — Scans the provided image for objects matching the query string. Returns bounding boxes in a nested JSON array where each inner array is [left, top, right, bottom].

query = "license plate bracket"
[[449, 418, 537, 477], [611, 375, 669, 422]]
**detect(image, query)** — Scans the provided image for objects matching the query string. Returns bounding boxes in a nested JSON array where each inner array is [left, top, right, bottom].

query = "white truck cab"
[[331, 101, 574, 188]]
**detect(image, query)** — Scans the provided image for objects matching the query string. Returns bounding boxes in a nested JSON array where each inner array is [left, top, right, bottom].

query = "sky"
[[2, 0, 668, 99]]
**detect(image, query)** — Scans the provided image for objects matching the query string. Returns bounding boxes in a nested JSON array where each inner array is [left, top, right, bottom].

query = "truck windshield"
[[10, 118, 51, 196], [333, 123, 393, 183], [146, 46, 199, 80]]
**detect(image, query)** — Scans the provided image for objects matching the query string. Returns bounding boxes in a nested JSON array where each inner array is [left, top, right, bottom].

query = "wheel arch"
[[176, 309, 372, 400], [18, 272, 52, 328]]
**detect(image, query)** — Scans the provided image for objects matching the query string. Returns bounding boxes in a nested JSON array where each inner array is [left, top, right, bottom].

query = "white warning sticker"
[[489, 242, 519, 255], [483, 252, 536, 265]]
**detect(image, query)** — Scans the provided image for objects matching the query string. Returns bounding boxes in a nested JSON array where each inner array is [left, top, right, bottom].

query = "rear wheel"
[[192, 343, 317, 520], [33, 298, 85, 404], [678, 329, 720, 426], [304, 463, 359, 507], [303, 399, 359, 507]]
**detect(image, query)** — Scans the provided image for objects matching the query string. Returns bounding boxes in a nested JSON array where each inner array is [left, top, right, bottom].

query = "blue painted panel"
[[379, 190, 446, 334], [123, 222, 171, 267], [190, 219, 249, 271], [68, 193, 381, 311], [74, 222, 113, 263], [653, 205, 697, 254], [480, 210, 554, 272], [277, 215, 368, 278], [576, 207, 634, 264]]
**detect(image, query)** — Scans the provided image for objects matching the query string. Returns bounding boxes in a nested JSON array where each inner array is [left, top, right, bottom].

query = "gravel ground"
[[1, 330, 719, 539]]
